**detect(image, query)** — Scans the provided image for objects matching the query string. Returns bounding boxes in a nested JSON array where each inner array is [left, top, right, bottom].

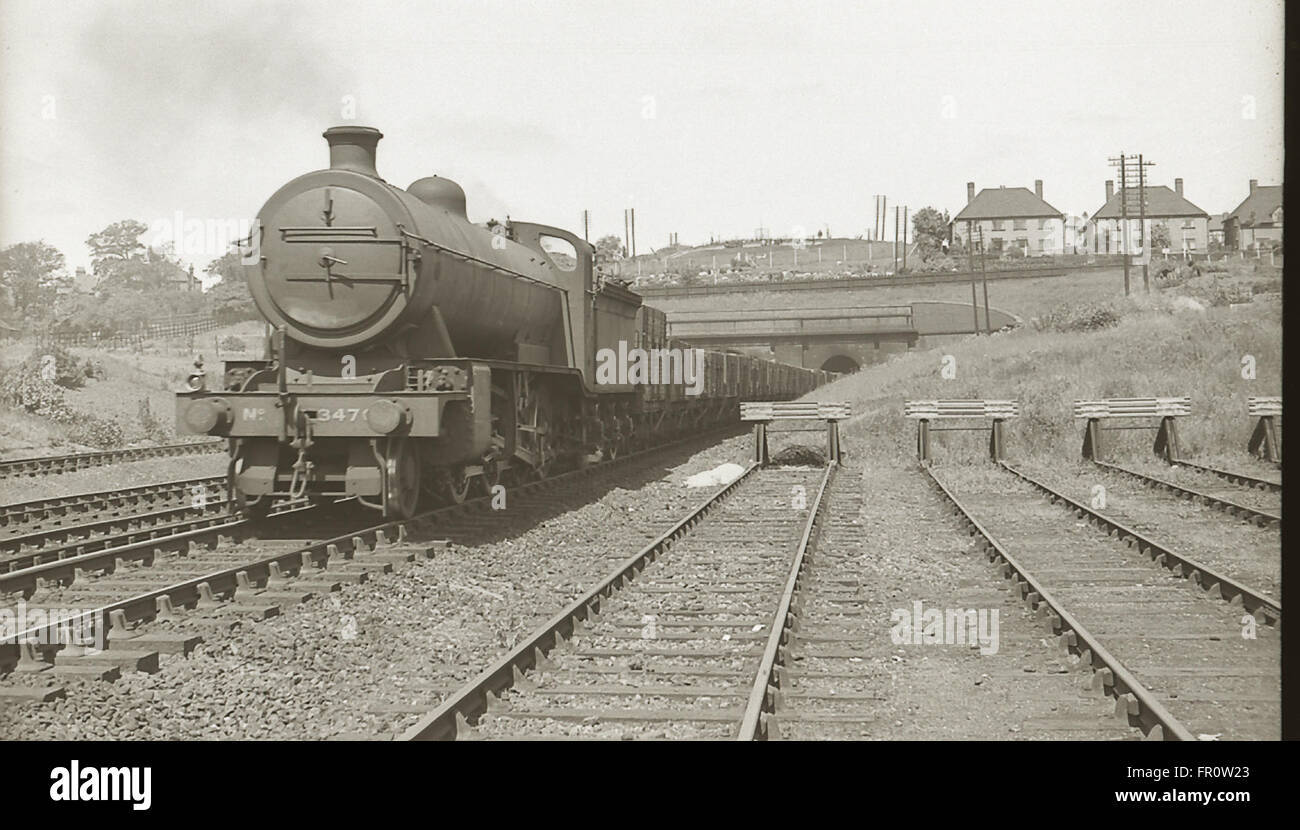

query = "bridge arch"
[[819, 354, 861, 374]]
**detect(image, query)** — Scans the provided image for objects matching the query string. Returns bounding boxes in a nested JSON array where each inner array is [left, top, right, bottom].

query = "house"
[[1089, 178, 1209, 254], [1223, 179, 1282, 251], [950, 180, 1064, 255], [1207, 213, 1228, 248], [164, 264, 200, 292]]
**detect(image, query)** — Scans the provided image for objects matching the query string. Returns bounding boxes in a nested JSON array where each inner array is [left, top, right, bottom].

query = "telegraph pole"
[[969, 220, 979, 333], [881, 196, 887, 249], [979, 225, 991, 334], [893, 206, 899, 274], [1137, 155, 1149, 293], [1109, 153, 1155, 296], [901, 206, 909, 272], [582, 209, 589, 242]]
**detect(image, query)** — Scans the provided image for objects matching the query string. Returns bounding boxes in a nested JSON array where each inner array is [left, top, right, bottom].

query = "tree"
[[0, 240, 68, 319], [911, 207, 951, 259], [86, 220, 188, 292], [204, 249, 244, 285], [594, 234, 624, 266], [204, 250, 258, 323], [1148, 222, 1171, 253], [86, 220, 148, 278]]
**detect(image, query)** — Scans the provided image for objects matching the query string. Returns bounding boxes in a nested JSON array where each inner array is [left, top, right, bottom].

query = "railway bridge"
[[665, 301, 1018, 373]]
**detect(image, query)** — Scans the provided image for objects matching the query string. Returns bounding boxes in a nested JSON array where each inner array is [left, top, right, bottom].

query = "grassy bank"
[[0, 320, 264, 456], [807, 288, 1281, 468]]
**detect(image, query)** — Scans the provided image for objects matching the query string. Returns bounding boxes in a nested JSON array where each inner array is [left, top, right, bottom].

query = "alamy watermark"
[[595, 341, 705, 396], [0, 602, 105, 653], [146, 212, 261, 264], [890, 600, 999, 655]]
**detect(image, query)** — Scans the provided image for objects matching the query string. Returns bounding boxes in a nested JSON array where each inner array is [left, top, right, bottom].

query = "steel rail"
[[923, 465, 1195, 741], [1, 501, 233, 559], [1092, 460, 1279, 526], [0, 505, 360, 661], [401, 461, 763, 741], [0, 511, 294, 599], [1, 476, 226, 528], [1168, 459, 1281, 495], [1, 428, 742, 659], [1000, 462, 1280, 624], [737, 461, 836, 740], [0, 440, 224, 479]]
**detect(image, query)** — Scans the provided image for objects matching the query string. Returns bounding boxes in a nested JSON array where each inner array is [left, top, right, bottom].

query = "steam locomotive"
[[175, 126, 831, 518]]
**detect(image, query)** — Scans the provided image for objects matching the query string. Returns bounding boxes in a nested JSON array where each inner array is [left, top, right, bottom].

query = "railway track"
[[924, 463, 1280, 740], [402, 461, 837, 740], [0, 429, 743, 694], [0, 440, 224, 479], [1, 499, 236, 565], [1, 476, 225, 530], [1091, 460, 1280, 527], [1169, 460, 1281, 495]]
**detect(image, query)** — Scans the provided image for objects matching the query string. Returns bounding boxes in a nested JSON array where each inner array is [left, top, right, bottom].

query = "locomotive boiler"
[[176, 126, 830, 518]]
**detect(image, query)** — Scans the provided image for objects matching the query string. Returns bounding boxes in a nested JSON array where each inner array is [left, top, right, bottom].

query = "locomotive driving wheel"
[[384, 437, 421, 518], [435, 464, 474, 504]]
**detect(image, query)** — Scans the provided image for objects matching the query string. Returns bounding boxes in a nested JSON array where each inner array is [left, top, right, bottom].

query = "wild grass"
[[809, 290, 1281, 469]]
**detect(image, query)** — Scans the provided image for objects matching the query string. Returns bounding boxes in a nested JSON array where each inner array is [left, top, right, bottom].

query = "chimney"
[[1034, 179, 1043, 200], [966, 182, 975, 204], [323, 126, 383, 177], [1175, 178, 1183, 196], [1250, 178, 1258, 193], [1105, 180, 1114, 201]]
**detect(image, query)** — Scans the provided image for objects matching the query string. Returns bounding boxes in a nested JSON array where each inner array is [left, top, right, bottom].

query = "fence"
[[26, 315, 220, 349]]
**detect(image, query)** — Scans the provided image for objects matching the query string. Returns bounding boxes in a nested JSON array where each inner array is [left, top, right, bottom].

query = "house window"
[[1013, 219, 1027, 231], [991, 220, 1005, 232]]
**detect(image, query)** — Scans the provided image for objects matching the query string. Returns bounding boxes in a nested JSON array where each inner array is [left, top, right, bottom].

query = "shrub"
[[1031, 300, 1125, 333], [14, 344, 88, 390], [1152, 263, 1200, 289], [137, 397, 168, 442], [1179, 276, 1255, 307], [0, 361, 126, 448], [81, 358, 107, 380], [0, 362, 72, 419], [63, 412, 125, 448], [219, 334, 247, 352]]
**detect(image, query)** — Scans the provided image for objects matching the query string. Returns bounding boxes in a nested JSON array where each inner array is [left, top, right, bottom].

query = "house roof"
[[1092, 185, 1207, 220], [1208, 212, 1228, 233], [1226, 184, 1282, 227], [952, 186, 1063, 221]]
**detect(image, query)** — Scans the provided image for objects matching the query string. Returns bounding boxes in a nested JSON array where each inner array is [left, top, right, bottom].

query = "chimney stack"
[[1250, 178, 1258, 193], [323, 126, 383, 177], [1105, 180, 1114, 201], [1175, 178, 1183, 196], [1034, 179, 1043, 200], [966, 182, 975, 204]]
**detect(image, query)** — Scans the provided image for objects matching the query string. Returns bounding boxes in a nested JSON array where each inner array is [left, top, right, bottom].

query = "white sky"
[[0, 0, 1284, 277]]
